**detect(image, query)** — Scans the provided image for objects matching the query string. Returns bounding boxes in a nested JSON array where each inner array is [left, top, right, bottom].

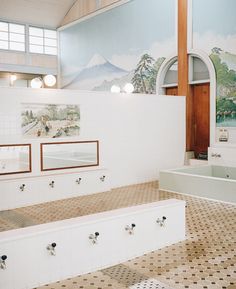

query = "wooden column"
[[178, 0, 193, 151]]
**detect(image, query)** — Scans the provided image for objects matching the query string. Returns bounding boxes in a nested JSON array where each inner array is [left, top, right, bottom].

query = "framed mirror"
[[41, 141, 99, 171], [0, 144, 31, 175]]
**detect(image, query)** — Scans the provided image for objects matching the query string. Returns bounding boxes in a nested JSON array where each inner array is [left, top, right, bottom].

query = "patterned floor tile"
[[0, 181, 235, 289]]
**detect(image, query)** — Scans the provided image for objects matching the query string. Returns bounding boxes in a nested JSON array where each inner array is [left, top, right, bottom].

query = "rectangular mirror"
[[41, 141, 99, 171], [0, 144, 31, 175]]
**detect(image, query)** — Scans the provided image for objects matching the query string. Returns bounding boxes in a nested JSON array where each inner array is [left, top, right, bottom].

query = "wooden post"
[[178, 0, 193, 151]]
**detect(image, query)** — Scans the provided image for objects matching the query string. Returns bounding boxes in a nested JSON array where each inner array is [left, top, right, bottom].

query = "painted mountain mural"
[[94, 55, 165, 94], [63, 54, 127, 90], [211, 48, 236, 127]]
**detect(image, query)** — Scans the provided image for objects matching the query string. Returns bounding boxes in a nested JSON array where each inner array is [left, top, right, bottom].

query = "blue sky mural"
[[60, 0, 176, 92]]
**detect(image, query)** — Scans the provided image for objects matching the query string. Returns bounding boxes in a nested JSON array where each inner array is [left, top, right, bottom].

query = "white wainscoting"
[[0, 199, 186, 289], [0, 169, 110, 211]]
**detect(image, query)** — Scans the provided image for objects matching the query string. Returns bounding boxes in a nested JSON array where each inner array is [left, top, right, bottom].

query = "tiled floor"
[[0, 182, 235, 289]]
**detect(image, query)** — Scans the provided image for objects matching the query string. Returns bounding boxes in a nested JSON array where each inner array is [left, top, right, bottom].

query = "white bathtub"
[[160, 165, 236, 204]]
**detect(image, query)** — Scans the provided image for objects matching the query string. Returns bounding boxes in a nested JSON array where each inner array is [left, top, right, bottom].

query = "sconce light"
[[43, 74, 57, 87], [123, 83, 134, 94], [111, 85, 121, 93], [31, 77, 43, 88], [111, 83, 134, 94], [10, 74, 17, 84]]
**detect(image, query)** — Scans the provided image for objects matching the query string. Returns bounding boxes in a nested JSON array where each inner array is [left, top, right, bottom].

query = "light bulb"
[[10, 74, 17, 82], [43, 74, 56, 87], [31, 77, 43, 88], [123, 83, 134, 93], [111, 85, 121, 93]]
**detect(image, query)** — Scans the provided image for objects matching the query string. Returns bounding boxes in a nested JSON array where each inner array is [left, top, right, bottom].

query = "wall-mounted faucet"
[[47, 243, 57, 256], [76, 178, 82, 185], [125, 223, 136, 235], [49, 181, 55, 188], [156, 216, 167, 227], [0, 255, 7, 270], [20, 184, 25, 191], [211, 153, 221, 158], [100, 175, 106, 182], [89, 232, 100, 244]]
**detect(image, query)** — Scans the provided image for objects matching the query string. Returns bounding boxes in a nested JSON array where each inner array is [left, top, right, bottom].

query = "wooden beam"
[[178, 0, 192, 151]]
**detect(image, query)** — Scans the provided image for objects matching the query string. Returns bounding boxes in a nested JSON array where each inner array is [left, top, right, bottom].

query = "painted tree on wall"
[[132, 54, 165, 94], [210, 48, 236, 125], [132, 54, 155, 93]]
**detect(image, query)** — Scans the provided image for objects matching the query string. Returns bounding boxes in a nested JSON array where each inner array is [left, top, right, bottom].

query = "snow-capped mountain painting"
[[59, 0, 176, 92], [63, 54, 127, 90]]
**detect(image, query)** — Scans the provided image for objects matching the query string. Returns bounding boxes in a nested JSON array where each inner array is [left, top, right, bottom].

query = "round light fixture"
[[31, 77, 43, 88], [111, 85, 121, 93], [123, 83, 134, 94], [10, 74, 17, 82], [43, 74, 57, 87]]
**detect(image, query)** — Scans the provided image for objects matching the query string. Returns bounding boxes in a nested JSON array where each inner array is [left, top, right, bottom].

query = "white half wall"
[[0, 87, 185, 188]]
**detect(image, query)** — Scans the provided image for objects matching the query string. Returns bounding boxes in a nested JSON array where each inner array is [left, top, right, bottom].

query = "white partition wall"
[[0, 199, 186, 289], [0, 87, 185, 188]]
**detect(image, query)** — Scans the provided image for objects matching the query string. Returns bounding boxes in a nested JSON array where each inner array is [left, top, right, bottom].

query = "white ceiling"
[[0, 0, 77, 28]]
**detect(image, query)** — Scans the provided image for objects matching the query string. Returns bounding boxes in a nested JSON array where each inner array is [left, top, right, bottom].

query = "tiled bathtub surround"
[[0, 182, 235, 289]]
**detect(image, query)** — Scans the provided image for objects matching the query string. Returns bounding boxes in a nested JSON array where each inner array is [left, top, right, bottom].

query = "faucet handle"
[[1, 255, 7, 261], [0, 255, 7, 270], [51, 242, 57, 248]]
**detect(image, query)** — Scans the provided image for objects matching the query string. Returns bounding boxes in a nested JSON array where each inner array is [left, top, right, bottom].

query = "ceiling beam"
[[60, 0, 125, 27]]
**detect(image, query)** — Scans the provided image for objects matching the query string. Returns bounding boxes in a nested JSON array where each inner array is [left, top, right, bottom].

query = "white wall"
[[0, 87, 185, 188]]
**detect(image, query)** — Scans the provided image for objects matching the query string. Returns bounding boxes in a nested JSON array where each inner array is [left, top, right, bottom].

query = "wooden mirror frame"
[[0, 144, 32, 175], [40, 140, 99, 171]]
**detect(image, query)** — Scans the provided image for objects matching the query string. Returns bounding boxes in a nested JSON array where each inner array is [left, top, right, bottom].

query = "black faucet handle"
[[51, 243, 57, 248], [1, 255, 7, 261]]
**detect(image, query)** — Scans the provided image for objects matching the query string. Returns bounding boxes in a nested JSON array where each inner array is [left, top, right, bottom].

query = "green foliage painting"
[[210, 48, 236, 127], [132, 54, 165, 94]]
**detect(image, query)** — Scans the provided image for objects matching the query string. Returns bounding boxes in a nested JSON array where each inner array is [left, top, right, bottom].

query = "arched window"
[[189, 55, 210, 84]]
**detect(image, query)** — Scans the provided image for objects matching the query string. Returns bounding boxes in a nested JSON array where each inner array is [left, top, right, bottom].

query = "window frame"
[[0, 21, 26, 52], [29, 26, 57, 56]]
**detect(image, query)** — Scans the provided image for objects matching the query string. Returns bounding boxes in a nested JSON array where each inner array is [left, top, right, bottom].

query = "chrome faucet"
[[156, 216, 167, 227], [76, 178, 82, 184], [100, 175, 106, 182], [20, 184, 25, 191], [211, 153, 221, 158], [0, 255, 7, 270], [49, 181, 55, 188], [125, 223, 136, 235], [47, 242, 57, 256], [89, 232, 100, 244]]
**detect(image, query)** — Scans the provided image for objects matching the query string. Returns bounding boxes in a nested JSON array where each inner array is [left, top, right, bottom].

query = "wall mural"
[[59, 0, 176, 93], [21, 103, 80, 138], [193, 0, 236, 132]]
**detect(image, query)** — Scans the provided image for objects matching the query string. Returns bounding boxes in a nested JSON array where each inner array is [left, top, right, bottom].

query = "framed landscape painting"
[[21, 103, 80, 138]]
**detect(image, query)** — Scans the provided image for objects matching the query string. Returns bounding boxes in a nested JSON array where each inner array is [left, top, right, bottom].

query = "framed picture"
[[21, 103, 80, 138]]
